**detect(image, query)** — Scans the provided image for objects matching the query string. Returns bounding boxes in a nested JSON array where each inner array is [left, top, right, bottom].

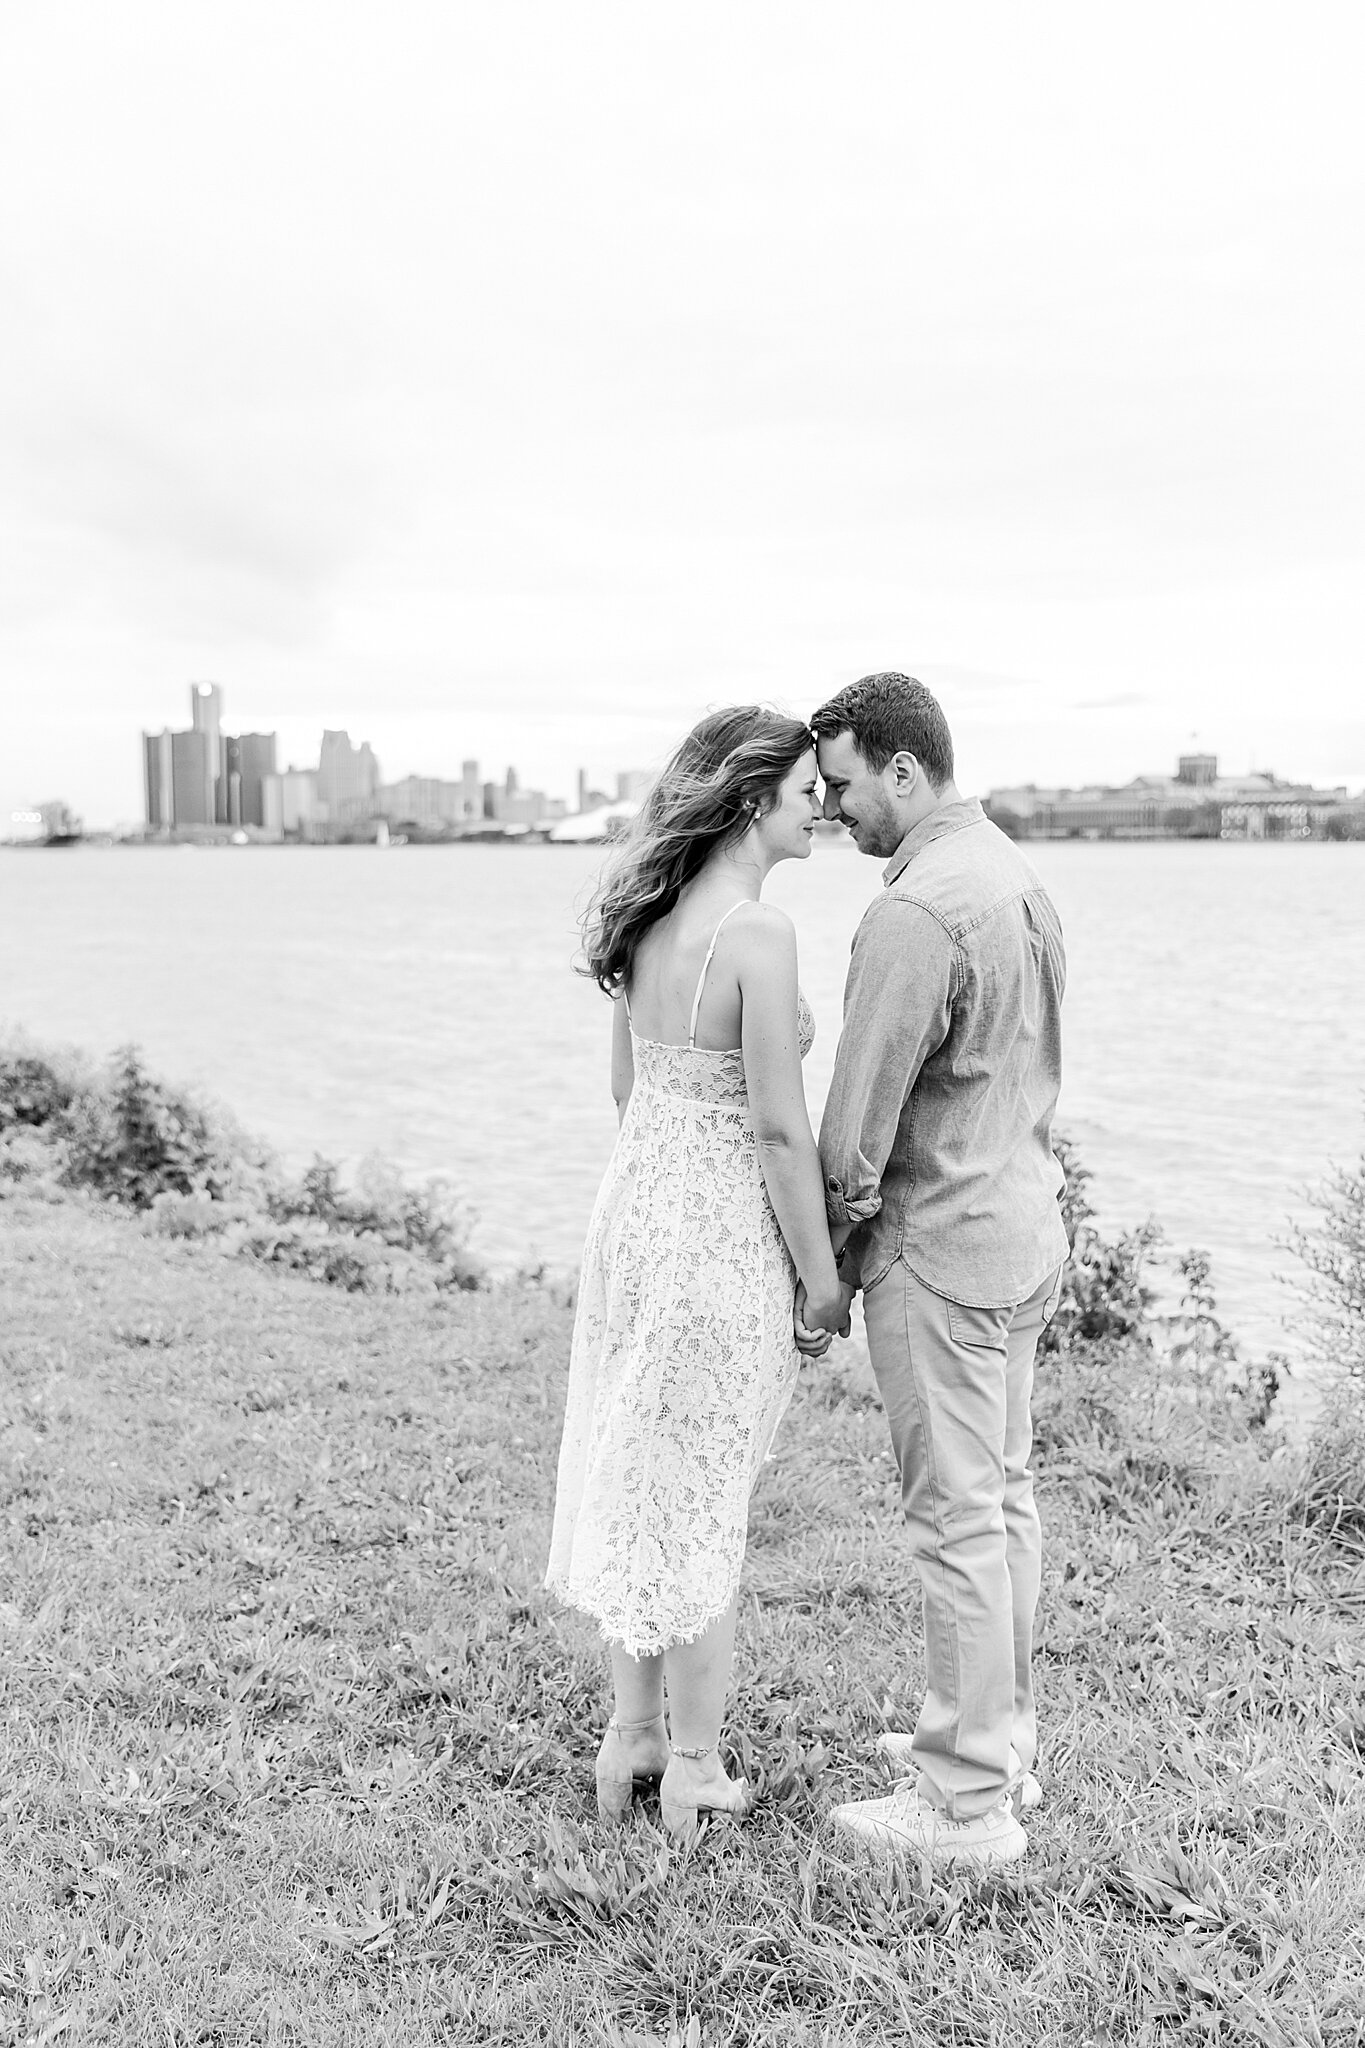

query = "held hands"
[[793, 1278, 854, 1359]]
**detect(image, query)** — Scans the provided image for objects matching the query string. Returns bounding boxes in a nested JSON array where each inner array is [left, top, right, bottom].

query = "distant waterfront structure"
[[549, 799, 641, 844], [486, 765, 565, 828], [369, 774, 477, 829], [577, 767, 612, 813], [985, 756, 1354, 842], [571, 766, 652, 814], [263, 732, 381, 837], [6, 800, 82, 845], [262, 766, 325, 836], [357, 761, 563, 834], [318, 730, 381, 818]]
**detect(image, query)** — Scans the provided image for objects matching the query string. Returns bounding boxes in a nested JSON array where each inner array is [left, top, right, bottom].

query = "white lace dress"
[[545, 937, 813, 1659]]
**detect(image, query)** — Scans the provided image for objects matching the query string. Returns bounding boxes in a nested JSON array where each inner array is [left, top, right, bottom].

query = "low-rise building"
[[364, 762, 563, 833], [262, 767, 326, 836], [371, 776, 469, 828], [986, 757, 1352, 841]]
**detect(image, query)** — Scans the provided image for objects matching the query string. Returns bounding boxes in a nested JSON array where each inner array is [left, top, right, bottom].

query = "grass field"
[[2, 1186, 1364, 2046]]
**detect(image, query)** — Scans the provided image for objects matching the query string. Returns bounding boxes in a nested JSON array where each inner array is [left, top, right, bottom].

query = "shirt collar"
[[881, 797, 985, 887]]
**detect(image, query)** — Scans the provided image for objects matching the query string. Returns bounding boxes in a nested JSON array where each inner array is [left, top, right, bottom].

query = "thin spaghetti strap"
[[687, 901, 748, 1048]]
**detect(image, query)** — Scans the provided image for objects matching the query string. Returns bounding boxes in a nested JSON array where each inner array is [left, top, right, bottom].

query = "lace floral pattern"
[[545, 999, 815, 1657]]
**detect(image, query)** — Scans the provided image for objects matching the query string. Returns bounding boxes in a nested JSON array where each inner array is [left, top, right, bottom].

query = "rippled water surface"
[[4, 838, 1363, 1365]]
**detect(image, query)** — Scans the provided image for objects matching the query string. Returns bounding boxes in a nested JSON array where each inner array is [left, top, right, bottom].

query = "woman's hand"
[[793, 1283, 832, 1358], [795, 1279, 853, 1350]]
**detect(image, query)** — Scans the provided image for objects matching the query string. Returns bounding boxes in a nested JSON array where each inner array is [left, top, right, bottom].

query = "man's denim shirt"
[[820, 799, 1069, 1309]]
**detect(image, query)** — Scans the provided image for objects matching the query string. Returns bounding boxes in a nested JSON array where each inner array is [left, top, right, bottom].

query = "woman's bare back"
[[625, 892, 773, 1051]]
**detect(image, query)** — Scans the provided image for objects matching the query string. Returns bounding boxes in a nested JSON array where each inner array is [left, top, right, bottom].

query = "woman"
[[545, 706, 849, 1837]]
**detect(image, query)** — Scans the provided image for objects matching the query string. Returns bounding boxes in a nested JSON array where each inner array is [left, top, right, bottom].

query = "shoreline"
[[9, 830, 1365, 851], [0, 1026, 1340, 1409]]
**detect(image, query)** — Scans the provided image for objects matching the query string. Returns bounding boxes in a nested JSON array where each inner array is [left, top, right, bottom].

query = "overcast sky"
[[3, 1, 1362, 825]]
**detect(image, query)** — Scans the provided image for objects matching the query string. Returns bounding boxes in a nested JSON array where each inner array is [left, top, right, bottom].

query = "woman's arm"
[[736, 907, 848, 1333], [610, 992, 635, 1126]]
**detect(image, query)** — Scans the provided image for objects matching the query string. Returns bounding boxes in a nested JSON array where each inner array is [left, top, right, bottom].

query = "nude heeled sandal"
[[595, 1713, 670, 1819], [659, 1742, 754, 1839]]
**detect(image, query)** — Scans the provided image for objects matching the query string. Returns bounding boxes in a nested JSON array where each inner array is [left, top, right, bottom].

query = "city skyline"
[[8, 670, 1363, 834], [124, 683, 649, 839], [7, 687, 1362, 841]]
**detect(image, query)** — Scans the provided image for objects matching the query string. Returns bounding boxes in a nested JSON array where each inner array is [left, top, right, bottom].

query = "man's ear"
[[890, 751, 921, 795]]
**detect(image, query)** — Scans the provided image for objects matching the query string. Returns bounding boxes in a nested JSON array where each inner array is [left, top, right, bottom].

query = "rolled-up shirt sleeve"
[[819, 896, 957, 1259]]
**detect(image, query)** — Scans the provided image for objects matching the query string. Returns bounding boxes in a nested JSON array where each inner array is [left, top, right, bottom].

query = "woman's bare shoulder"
[[721, 900, 796, 959]]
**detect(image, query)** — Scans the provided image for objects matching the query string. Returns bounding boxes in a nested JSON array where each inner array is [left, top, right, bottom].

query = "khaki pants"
[[862, 1258, 1062, 1821]]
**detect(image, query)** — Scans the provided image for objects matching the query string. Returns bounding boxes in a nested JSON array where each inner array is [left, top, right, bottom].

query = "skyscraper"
[[224, 733, 278, 828], [170, 728, 215, 826], [141, 685, 276, 833], [190, 682, 224, 822], [143, 729, 174, 830]]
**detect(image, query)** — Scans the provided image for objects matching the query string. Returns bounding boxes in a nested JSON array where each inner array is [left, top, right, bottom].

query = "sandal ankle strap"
[[608, 1713, 666, 1732]]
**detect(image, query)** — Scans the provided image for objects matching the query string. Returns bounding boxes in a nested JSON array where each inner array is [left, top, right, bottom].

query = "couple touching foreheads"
[[546, 672, 1068, 1869]]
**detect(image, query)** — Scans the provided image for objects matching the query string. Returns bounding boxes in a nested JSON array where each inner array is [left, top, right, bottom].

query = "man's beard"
[[856, 790, 904, 859]]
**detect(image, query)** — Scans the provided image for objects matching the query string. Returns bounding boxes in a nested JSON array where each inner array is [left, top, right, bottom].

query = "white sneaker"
[[877, 1733, 1043, 1812], [831, 1784, 1027, 1867]]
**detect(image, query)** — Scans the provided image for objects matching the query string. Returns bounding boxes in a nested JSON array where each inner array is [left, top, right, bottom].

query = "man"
[[801, 672, 1068, 1868]]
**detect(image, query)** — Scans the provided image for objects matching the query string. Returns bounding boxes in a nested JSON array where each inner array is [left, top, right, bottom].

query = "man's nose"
[[821, 786, 841, 821]]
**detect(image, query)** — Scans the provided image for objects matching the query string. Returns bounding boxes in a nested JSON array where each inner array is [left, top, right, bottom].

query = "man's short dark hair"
[[810, 673, 954, 791]]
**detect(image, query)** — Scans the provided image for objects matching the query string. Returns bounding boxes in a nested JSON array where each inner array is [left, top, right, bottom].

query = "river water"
[[3, 839, 1363, 1368]]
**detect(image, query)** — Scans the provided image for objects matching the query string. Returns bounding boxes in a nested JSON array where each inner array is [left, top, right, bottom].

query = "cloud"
[[921, 664, 1043, 699], [4, 383, 379, 645], [3, 2, 1364, 827]]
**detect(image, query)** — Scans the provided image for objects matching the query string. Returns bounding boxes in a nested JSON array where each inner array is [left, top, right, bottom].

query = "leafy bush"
[[271, 1153, 477, 1269], [148, 1192, 234, 1238], [61, 1046, 238, 1209], [1162, 1246, 1283, 1428], [1281, 1389, 1365, 1544], [1281, 1131, 1365, 1382], [230, 1218, 394, 1291], [230, 1213, 482, 1294], [0, 1127, 60, 1186], [2, 1036, 487, 1295], [1041, 1137, 1282, 1428], [0, 1048, 80, 1131], [1040, 1133, 1164, 1354], [265, 1154, 483, 1289], [1279, 1116, 1365, 1524]]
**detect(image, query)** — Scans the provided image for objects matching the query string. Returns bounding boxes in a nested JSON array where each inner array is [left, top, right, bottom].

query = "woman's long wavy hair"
[[580, 706, 815, 995]]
